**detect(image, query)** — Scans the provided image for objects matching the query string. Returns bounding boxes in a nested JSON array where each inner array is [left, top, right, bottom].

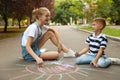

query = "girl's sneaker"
[[63, 49, 75, 57], [40, 48, 48, 53]]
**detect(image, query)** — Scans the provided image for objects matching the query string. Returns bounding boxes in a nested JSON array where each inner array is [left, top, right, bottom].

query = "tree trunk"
[[18, 19, 21, 29], [3, 15, 8, 32], [12, 18, 15, 26]]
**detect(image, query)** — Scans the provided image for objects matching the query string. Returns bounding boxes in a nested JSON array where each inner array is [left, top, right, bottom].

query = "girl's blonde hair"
[[32, 7, 50, 19]]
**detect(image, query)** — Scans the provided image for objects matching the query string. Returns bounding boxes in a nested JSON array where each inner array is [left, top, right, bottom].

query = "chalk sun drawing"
[[0, 58, 117, 80]]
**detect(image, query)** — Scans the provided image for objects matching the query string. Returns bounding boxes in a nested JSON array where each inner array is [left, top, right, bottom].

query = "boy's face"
[[92, 21, 103, 32]]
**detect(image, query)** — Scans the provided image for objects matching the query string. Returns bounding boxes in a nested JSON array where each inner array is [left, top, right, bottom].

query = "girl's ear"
[[36, 15, 40, 19]]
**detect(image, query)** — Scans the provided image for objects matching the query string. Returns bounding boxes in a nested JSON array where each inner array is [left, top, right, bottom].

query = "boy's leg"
[[97, 57, 111, 68], [76, 54, 94, 64]]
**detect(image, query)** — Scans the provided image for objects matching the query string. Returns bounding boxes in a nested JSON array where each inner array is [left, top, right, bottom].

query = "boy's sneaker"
[[109, 57, 120, 65], [63, 49, 75, 57]]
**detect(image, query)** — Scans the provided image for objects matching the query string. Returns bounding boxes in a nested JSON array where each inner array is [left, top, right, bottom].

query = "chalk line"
[[66, 73, 77, 80], [9, 73, 32, 80], [75, 71, 88, 77], [15, 64, 26, 67], [37, 67, 46, 73], [45, 74, 54, 80], [59, 74, 63, 80], [34, 74, 45, 80], [0, 68, 23, 71], [79, 67, 117, 74]]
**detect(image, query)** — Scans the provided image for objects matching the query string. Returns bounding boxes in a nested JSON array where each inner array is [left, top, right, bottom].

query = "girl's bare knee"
[[55, 52, 59, 58], [46, 31, 54, 37], [51, 52, 59, 59]]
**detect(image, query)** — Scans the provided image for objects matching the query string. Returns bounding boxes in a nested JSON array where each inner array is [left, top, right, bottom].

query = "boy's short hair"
[[93, 18, 106, 29]]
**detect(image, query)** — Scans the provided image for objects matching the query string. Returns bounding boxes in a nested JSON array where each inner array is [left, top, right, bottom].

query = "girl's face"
[[38, 11, 51, 25]]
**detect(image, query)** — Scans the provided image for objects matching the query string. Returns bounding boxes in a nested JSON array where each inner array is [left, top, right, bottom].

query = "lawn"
[[78, 26, 120, 38], [0, 27, 26, 40]]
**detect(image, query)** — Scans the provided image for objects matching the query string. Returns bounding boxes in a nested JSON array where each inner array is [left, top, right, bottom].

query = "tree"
[[0, 0, 55, 32], [52, 0, 83, 25], [96, 0, 113, 18], [0, 0, 13, 32], [11, 0, 27, 28], [109, 0, 120, 25]]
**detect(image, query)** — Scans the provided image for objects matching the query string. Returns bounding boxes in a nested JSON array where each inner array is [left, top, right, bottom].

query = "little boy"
[[75, 18, 120, 68]]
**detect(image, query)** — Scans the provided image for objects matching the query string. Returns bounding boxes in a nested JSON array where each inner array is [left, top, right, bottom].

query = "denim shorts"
[[21, 46, 41, 61], [20, 33, 41, 61]]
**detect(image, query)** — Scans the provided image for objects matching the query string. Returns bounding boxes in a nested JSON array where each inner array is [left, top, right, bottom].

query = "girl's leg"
[[39, 51, 59, 60], [97, 57, 111, 68], [38, 30, 69, 53], [76, 54, 95, 64]]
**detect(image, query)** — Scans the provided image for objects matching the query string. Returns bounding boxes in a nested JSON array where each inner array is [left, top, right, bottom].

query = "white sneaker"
[[109, 57, 120, 65], [64, 49, 75, 57], [40, 48, 48, 53]]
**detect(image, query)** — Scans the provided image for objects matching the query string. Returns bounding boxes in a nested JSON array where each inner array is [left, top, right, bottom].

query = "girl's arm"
[[90, 48, 104, 67], [26, 36, 43, 65]]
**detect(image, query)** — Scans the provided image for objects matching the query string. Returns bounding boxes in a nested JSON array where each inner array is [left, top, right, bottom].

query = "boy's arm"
[[75, 45, 89, 57], [90, 48, 105, 67]]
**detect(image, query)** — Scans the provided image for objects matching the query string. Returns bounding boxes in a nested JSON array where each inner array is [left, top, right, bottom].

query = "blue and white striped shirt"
[[85, 33, 108, 55]]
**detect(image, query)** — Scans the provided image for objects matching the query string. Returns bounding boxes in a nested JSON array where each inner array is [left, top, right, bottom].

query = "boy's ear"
[[99, 24, 104, 30]]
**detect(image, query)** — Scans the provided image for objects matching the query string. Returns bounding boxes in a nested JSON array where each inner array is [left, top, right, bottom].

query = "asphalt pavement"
[[0, 25, 120, 80]]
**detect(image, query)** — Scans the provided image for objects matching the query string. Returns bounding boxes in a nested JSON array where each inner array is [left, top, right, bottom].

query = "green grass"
[[78, 26, 120, 38], [0, 27, 26, 40]]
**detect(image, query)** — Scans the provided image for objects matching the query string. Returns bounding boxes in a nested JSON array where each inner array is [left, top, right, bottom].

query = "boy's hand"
[[75, 52, 82, 57], [36, 58, 44, 67], [90, 59, 98, 67]]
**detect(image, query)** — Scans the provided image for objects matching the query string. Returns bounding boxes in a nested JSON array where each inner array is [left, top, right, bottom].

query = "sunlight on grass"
[[79, 26, 120, 38], [103, 27, 120, 37], [0, 27, 26, 40]]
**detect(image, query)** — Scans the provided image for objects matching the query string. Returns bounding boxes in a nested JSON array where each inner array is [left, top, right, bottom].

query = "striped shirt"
[[85, 33, 108, 55]]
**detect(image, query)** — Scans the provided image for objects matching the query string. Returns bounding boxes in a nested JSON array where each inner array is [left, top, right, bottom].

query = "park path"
[[0, 25, 120, 80]]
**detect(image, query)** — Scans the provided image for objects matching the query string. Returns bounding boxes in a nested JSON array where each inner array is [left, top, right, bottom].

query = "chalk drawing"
[[34, 74, 45, 80], [59, 74, 63, 80], [0, 58, 119, 80], [9, 73, 33, 80]]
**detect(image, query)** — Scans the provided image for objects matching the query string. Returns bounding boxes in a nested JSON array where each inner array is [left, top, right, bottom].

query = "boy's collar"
[[93, 33, 102, 38]]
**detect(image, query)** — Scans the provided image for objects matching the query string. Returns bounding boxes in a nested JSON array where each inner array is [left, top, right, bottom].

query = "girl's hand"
[[90, 59, 98, 67], [36, 58, 44, 66]]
